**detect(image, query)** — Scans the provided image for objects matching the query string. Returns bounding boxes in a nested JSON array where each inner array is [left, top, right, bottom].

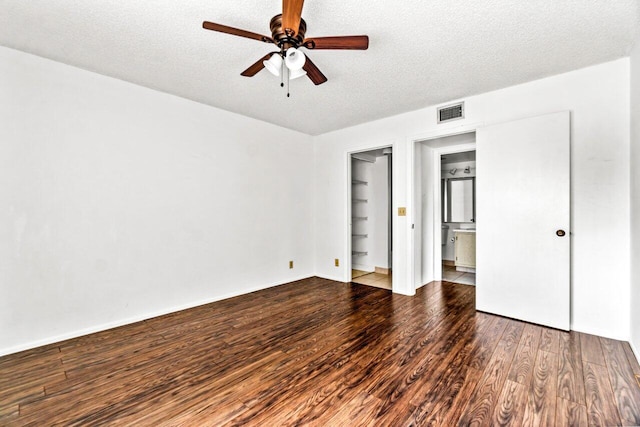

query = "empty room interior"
[[2, 1, 640, 425]]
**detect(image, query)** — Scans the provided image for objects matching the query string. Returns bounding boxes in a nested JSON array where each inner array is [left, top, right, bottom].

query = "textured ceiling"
[[1, 1, 639, 135]]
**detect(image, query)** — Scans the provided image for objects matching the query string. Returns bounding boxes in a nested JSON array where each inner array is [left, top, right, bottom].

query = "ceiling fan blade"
[[202, 21, 274, 44], [303, 56, 327, 85], [282, 0, 304, 37], [303, 36, 369, 50], [241, 52, 277, 77]]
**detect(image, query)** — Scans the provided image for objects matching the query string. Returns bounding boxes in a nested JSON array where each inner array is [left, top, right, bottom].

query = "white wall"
[[630, 35, 640, 358], [0, 47, 314, 356], [314, 58, 631, 339]]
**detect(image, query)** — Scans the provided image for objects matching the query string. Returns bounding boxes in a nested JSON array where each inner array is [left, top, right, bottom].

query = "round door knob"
[[556, 230, 566, 237]]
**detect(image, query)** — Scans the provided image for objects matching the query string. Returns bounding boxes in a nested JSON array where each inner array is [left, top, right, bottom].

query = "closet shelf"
[[352, 179, 368, 185], [352, 251, 368, 256], [352, 234, 368, 238]]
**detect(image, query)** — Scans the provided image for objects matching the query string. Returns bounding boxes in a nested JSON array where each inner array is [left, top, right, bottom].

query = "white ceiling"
[[1, 1, 639, 135]]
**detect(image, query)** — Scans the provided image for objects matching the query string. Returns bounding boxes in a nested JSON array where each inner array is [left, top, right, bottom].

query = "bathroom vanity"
[[454, 229, 476, 271]]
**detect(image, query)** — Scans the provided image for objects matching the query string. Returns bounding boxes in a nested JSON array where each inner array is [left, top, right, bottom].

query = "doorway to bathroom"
[[440, 150, 476, 285], [349, 147, 393, 290], [413, 130, 476, 288]]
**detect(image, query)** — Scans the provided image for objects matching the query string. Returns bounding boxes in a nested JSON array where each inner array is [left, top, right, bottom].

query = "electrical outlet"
[[335, 258, 340, 267], [398, 207, 406, 216], [289, 260, 293, 269]]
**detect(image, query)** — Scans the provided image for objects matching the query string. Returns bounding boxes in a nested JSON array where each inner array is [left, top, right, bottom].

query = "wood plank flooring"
[[1, 277, 639, 426]]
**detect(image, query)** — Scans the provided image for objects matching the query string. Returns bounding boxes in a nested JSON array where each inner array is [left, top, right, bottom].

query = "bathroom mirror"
[[443, 177, 475, 223]]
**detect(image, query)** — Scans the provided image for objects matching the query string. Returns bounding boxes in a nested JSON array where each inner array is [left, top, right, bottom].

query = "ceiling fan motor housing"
[[270, 14, 307, 50]]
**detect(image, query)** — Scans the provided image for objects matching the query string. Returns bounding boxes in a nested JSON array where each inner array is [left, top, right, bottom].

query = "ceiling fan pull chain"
[[287, 66, 290, 98], [280, 55, 285, 87]]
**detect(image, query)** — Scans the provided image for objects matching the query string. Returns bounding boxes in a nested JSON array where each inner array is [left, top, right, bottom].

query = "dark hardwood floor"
[[1, 277, 639, 426]]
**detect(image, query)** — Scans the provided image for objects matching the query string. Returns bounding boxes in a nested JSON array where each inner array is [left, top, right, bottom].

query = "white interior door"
[[476, 111, 570, 330]]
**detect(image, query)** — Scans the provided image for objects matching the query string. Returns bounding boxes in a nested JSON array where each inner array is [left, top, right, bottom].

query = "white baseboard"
[[0, 275, 312, 357], [394, 288, 415, 296], [569, 325, 629, 342], [314, 273, 349, 283]]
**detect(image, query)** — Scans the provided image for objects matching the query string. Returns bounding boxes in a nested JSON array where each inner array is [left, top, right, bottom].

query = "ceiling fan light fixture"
[[203, 2, 368, 87], [289, 67, 307, 80], [263, 54, 282, 76], [285, 47, 306, 71]]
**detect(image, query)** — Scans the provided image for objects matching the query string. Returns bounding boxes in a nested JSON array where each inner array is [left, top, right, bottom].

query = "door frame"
[[408, 123, 481, 293]]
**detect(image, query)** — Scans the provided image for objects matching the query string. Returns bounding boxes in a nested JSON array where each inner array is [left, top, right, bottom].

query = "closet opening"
[[349, 147, 392, 290]]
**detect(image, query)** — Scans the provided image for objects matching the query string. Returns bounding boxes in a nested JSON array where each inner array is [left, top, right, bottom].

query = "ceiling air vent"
[[438, 102, 464, 124]]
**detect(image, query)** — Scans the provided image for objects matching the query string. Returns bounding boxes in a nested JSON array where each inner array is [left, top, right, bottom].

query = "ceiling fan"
[[202, 0, 369, 86]]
